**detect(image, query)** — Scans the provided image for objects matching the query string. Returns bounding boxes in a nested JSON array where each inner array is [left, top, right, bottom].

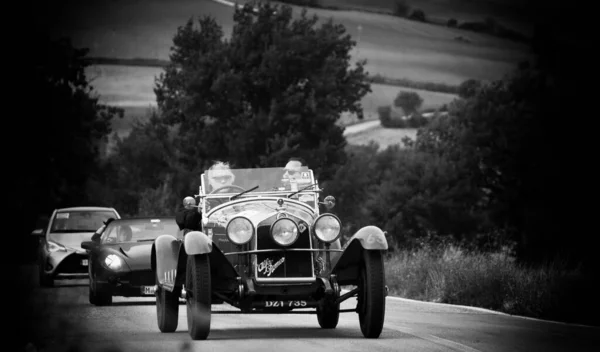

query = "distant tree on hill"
[[394, 91, 423, 116], [154, 1, 371, 181]]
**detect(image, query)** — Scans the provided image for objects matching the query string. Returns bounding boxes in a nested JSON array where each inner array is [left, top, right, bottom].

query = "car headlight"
[[271, 218, 299, 246], [226, 217, 254, 245], [313, 214, 341, 243], [104, 254, 123, 271], [48, 241, 66, 252]]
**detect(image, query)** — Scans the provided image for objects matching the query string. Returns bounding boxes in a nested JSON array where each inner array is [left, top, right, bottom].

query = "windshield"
[[200, 166, 317, 213], [50, 210, 117, 233], [201, 167, 315, 196], [101, 218, 179, 244]]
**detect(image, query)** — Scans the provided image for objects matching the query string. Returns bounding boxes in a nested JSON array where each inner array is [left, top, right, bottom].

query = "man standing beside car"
[[175, 196, 202, 236]]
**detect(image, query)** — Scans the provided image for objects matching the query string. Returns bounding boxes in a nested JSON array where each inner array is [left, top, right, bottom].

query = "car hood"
[[103, 242, 153, 271], [48, 232, 95, 252]]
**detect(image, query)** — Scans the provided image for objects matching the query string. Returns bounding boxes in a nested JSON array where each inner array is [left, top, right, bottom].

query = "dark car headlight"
[[313, 214, 341, 243], [271, 218, 299, 246], [226, 217, 254, 245]]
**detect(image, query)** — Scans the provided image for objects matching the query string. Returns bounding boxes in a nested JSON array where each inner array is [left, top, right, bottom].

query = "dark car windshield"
[[100, 218, 179, 244], [50, 210, 117, 233]]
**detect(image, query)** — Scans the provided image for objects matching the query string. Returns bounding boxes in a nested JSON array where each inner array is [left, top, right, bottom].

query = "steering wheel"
[[209, 185, 246, 194]]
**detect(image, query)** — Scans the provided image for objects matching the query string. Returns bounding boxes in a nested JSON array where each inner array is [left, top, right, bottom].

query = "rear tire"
[[358, 250, 386, 338], [156, 274, 180, 332], [186, 254, 211, 340]]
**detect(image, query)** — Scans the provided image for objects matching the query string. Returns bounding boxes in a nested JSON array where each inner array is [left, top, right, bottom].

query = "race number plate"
[[265, 300, 307, 307], [142, 286, 156, 295], [80, 259, 88, 266]]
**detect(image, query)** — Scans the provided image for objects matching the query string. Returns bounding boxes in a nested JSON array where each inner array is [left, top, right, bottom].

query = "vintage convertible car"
[[81, 217, 181, 305], [151, 166, 388, 340]]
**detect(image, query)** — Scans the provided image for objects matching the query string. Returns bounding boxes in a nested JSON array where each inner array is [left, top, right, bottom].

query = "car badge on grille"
[[258, 257, 285, 276], [277, 212, 287, 219], [298, 222, 306, 232]]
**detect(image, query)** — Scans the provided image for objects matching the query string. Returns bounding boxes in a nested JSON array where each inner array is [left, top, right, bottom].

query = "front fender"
[[345, 225, 388, 250], [330, 226, 387, 285], [152, 234, 182, 290], [184, 231, 213, 255]]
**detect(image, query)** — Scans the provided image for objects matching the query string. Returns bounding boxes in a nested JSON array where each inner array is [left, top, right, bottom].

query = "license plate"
[[81, 259, 88, 266], [142, 286, 156, 295], [265, 300, 307, 307]]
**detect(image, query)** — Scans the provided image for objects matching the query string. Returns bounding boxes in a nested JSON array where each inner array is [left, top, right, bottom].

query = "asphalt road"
[[17, 264, 599, 352]]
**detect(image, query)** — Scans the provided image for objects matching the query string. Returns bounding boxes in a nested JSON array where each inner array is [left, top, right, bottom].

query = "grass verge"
[[383, 242, 598, 327]]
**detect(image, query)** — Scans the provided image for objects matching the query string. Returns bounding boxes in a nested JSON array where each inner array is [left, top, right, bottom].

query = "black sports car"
[[81, 216, 181, 306]]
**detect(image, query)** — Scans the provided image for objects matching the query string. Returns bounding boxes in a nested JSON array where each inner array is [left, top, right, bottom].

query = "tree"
[[154, 1, 371, 181], [394, 91, 423, 116], [96, 113, 184, 217], [14, 35, 122, 260]]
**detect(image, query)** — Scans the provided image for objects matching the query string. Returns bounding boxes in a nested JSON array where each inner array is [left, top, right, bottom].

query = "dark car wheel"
[[89, 268, 112, 306], [38, 257, 53, 287], [358, 250, 386, 338], [316, 296, 340, 329], [186, 254, 211, 340], [156, 274, 180, 332]]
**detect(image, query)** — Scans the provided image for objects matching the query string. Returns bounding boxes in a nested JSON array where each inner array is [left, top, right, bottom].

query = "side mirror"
[[81, 241, 97, 251], [31, 228, 44, 236], [322, 195, 335, 210]]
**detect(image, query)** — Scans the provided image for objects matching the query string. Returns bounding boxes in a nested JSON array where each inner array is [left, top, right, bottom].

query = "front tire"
[[156, 274, 180, 332], [186, 254, 211, 340], [317, 296, 340, 329], [89, 266, 112, 306], [38, 257, 53, 287], [358, 250, 386, 338]]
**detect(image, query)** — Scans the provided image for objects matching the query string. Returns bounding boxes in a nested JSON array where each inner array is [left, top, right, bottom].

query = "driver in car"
[[207, 161, 236, 192]]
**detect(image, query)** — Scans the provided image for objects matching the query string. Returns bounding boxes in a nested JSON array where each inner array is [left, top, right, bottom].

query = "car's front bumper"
[[95, 268, 157, 297], [42, 250, 89, 279]]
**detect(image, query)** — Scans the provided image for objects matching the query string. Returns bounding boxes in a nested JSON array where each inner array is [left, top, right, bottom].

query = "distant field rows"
[[53, 0, 532, 87], [87, 64, 458, 138]]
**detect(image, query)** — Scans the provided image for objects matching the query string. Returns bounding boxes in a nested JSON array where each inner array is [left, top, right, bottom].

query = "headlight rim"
[[225, 216, 255, 246], [312, 213, 342, 244], [270, 217, 300, 247]]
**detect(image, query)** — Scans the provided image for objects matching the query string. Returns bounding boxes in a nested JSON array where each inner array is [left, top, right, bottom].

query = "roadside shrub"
[[409, 9, 426, 22], [406, 113, 428, 128], [447, 18, 458, 28], [377, 105, 392, 126], [393, 0, 411, 18]]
